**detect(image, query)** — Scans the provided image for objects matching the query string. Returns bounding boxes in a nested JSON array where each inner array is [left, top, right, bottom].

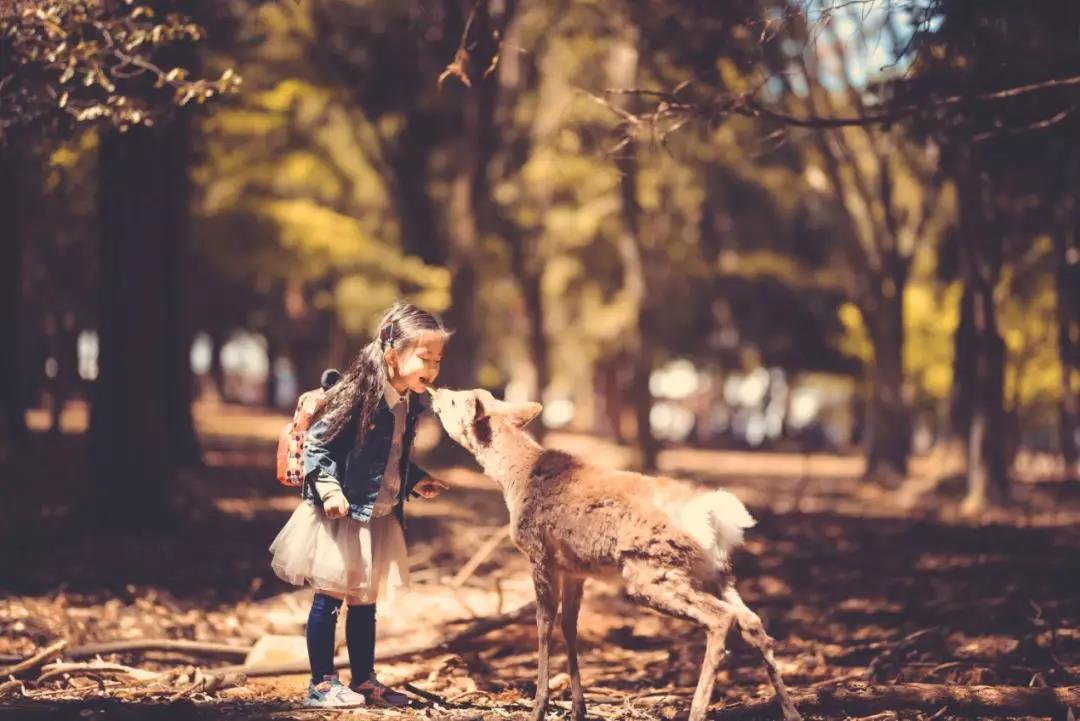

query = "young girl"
[[270, 302, 450, 708]]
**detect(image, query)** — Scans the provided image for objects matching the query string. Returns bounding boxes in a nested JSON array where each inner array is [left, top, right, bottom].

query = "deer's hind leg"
[[722, 586, 802, 721], [621, 561, 737, 721]]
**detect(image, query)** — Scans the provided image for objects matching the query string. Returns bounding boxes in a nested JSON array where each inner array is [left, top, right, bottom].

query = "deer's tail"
[[669, 489, 756, 568]]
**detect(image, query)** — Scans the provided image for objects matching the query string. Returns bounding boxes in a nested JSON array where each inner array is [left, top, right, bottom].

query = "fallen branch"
[[402, 681, 447, 705], [218, 601, 537, 677], [36, 660, 162, 686], [0, 640, 67, 677], [0, 639, 249, 670], [66, 639, 249, 661], [451, 525, 510, 587], [711, 682, 1080, 720], [166, 670, 247, 702], [807, 670, 865, 688]]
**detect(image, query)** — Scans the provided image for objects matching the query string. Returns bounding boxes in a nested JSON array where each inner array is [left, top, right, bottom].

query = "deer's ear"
[[473, 388, 497, 420], [507, 402, 543, 428]]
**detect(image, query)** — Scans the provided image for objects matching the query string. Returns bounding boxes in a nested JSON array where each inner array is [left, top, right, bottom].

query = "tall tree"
[[91, 113, 201, 524], [1054, 152, 1080, 476], [905, 0, 1080, 507], [0, 146, 29, 443], [759, 7, 949, 485]]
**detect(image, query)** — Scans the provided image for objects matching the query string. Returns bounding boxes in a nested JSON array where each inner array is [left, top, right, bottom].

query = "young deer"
[[427, 387, 802, 721]]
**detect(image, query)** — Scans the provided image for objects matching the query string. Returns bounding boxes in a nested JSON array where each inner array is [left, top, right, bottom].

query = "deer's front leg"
[[530, 563, 560, 721], [560, 575, 586, 721]]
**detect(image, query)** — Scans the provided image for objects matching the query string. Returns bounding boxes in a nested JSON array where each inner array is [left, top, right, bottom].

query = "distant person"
[[270, 301, 450, 708]]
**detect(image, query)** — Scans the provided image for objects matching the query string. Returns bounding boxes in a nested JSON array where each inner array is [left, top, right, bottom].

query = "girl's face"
[[386, 331, 446, 393]]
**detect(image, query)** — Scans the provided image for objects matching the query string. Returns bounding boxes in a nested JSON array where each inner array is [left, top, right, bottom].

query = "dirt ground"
[[1, 400, 1078, 720]]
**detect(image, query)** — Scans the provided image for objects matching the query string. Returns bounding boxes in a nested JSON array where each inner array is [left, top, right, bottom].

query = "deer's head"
[[428, 387, 542, 456]]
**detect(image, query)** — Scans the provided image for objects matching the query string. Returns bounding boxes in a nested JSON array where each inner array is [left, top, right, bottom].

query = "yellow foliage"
[[264, 199, 448, 288], [716, 58, 749, 93], [837, 302, 872, 363], [48, 130, 97, 170], [904, 280, 961, 402], [999, 259, 1065, 411], [258, 78, 329, 113], [335, 276, 400, 335]]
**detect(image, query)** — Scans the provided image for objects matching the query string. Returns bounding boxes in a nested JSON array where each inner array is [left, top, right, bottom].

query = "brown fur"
[[428, 388, 802, 721]]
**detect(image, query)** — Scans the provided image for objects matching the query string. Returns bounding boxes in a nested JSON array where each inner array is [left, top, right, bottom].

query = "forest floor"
[[1, 400, 1078, 721]]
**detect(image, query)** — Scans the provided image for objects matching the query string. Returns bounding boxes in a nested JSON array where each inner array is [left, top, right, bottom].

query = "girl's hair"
[[315, 301, 449, 444]]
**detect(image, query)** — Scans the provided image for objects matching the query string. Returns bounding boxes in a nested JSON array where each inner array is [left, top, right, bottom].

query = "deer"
[[425, 386, 803, 721]]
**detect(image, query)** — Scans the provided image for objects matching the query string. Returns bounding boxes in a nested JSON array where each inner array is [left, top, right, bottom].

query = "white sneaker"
[[304, 675, 367, 708]]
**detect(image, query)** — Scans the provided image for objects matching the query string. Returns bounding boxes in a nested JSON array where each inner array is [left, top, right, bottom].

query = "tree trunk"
[[382, 117, 477, 387], [596, 355, 627, 443], [631, 329, 660, 470], [442, 172, 482, 389], [443, 4, 503, 392], [0, 148, 28, 443], [951, 285, 975, 440], [283, 280, 330, 394], [1054, 199, 1080, 476], [957, 166, 1009, 513], [617, 150, 659, 470], [264, 331, 281, 408], [507, 234, 548, 442], [208, 327, 229, 402], [46, 312, 62, 436], [605, 33, 657, 470], [860, 258, 911, 486], [160, 109, 201, 468], [389, 117, 450, 269], [90, 117, 199, 527]]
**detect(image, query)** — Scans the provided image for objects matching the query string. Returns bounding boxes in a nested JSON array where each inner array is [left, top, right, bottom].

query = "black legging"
[[306, 593, 376, 685]]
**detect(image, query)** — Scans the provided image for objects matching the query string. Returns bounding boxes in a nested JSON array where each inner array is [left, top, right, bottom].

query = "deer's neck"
[[475, 421, 544, 506]]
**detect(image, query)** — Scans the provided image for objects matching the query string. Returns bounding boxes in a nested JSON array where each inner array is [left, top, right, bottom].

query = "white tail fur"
[[663, 489, 756, 568]]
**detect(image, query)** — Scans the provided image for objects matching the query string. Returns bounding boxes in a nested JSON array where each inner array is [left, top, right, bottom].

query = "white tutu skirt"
[[269, 502, 410, 605]]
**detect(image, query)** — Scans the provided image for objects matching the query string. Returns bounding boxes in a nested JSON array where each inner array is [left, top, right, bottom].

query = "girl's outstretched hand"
[[413, 478, 449, 499]]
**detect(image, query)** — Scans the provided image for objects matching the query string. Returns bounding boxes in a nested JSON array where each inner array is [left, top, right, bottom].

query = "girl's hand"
[[323, 492, 350, 518], [414, 478, 449, 499]]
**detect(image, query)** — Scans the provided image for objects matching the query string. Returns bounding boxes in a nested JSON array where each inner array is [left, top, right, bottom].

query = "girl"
[[270, 302, 451, 708]]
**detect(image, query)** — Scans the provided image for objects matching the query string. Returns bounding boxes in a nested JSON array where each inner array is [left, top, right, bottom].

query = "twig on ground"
[[451, 525, 510, 587], [403, 681, 447, 706], [0, 640, 67, 677], [36, 660, 162, 685], [66, 639, 250, 661], [863, 627, 941, 681]]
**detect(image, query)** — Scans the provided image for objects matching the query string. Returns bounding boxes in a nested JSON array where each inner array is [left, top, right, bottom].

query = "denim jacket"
[[302, 389, 431, 526]]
